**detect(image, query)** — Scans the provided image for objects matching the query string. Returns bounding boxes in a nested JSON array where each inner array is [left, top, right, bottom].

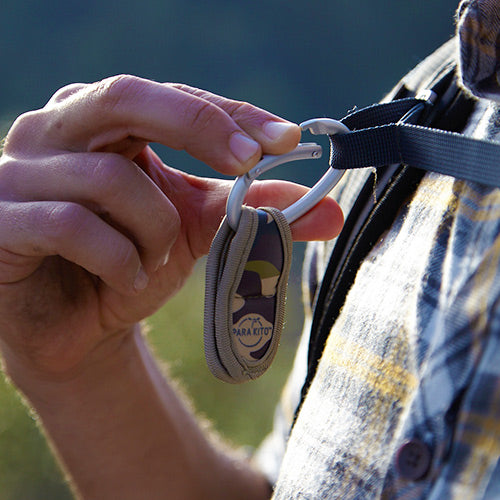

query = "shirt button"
[[395, 439, 431, 481]]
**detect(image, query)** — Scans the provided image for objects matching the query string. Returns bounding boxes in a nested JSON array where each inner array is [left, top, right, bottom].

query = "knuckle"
[[86, 155, 148, 209], [87, 155, 125, 197], [184, 99, 222, 134], [91, 74, 142, 114], [46, 83, 86, 105], [2, 110, 45, 154], [160, 200, 180, 231], [225, 99, 259, 121], [0, 157, 20, 187], [166, 205, 181, 238], [111, 239, 138, 270], [44, 203, 87, 243], [153, 201, 180, 252]]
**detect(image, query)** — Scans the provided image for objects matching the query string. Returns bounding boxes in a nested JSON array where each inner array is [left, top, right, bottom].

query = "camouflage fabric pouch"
[[204, 206, 293, 383]]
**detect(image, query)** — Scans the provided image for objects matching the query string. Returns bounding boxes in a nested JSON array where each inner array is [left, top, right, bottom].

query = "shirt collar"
[[457, 0, 500, 100]]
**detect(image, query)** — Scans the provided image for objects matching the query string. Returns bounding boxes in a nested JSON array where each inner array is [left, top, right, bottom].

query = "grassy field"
[[0, 257, 304, 499]]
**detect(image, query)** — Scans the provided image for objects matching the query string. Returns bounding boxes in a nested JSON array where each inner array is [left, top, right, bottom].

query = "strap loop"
[[331, 105, 500, 188]]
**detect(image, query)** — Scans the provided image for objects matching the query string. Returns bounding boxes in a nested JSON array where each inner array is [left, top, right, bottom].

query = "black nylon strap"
[[340, 97, 423, 130], [331, 121, 500, 188], [296, 59, 476, 421]]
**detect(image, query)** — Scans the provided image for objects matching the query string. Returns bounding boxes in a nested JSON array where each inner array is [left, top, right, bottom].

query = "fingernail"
[[133, 267, 149, 292], [229, 132, 260, 164], [162, 251, 170, 267], [154, 252, 171, 272], [263, 121, 299, 141]]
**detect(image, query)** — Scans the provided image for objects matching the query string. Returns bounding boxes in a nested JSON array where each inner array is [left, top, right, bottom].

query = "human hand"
[[0, 75, 343, 383]]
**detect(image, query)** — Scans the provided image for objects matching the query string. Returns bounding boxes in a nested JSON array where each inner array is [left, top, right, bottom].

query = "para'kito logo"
[[232, 314, 273, 362]]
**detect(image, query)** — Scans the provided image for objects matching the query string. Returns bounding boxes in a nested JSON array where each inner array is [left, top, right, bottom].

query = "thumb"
[[243, 179, 344, 241], [138, 148, 344, 257], [182, 176, 344, 257]]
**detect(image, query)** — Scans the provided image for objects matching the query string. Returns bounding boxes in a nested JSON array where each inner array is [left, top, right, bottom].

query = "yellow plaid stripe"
[[323, 331, 418, 403]]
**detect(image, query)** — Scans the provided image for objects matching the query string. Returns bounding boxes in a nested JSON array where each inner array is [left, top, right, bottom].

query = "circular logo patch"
[[232, 314, 273, 362]]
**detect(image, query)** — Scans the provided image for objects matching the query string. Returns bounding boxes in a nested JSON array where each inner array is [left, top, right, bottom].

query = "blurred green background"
[[0, 1, 457, 498]]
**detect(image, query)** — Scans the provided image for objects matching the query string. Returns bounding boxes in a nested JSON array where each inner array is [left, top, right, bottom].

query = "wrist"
[[2, 322, 272, 499], [1, 323, 139, 405]]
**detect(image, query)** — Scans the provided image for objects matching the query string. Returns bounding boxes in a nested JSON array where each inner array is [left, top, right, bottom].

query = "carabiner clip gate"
[[225, 118, 350, 230]]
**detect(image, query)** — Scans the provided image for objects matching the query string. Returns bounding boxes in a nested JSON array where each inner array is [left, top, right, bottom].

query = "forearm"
[[4, 325, 271, 500]]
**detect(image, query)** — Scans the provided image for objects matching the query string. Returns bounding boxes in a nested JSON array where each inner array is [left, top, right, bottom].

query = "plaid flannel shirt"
[[255, 2, 500, 498]]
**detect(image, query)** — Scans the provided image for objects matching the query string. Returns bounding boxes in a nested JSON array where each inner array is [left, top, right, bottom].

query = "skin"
[[0, 74, 344, 499]]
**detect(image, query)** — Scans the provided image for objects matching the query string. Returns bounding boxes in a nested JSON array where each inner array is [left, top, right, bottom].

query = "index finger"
[[37, 75, 301, 176], [170, 83, 301, 155]]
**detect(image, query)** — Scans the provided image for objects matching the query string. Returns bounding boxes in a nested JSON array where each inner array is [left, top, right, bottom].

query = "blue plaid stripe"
[[262, 148, 500, 499], [458, 0, 500, 99], [255, 16, 500, 499]]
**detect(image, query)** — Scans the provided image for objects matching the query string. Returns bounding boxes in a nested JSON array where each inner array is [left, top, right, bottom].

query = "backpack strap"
[[297, 38, 477, 415], [330, 96, 500, 187]]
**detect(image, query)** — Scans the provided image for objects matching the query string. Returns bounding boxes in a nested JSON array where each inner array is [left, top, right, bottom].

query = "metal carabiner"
[[225, 118, 350, 230]]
